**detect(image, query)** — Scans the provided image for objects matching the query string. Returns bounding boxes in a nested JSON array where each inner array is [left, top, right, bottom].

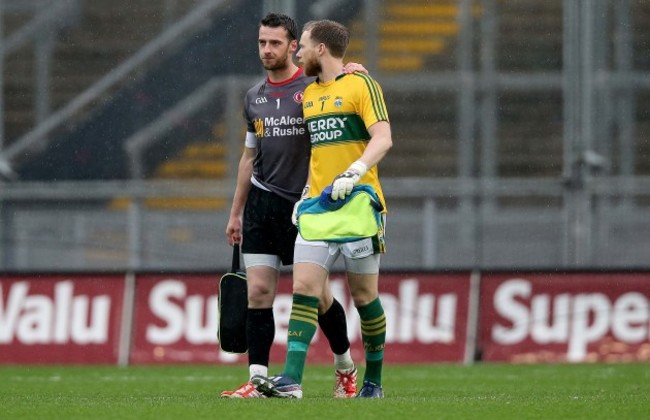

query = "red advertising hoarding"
[[129, 272, 473, 364], [129, 274, 222, 364], [5, 271, 650, 365], [0, 274, 126, 364], [479, 272, 650, 363]]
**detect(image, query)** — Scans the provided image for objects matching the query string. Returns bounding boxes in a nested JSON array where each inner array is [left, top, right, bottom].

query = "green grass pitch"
[[1, 363, 649, 419]]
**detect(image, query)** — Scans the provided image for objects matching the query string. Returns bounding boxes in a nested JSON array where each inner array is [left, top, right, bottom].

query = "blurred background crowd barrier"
[[0, 0, 649, 272]]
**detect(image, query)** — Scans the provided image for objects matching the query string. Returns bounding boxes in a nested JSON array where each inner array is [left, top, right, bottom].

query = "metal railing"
[[0, 176, 649, 271], [124, 75, 258, 179], [0, 0, 229, 168], [0, 0, 80, 150]]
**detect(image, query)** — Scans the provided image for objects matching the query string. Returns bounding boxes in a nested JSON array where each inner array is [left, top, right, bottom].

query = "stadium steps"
[[109, 122, 231, 211], [109, 140, 230, 211], [109, 195, 228, 211], [154, 143, 228, 180], [2, 0, 198, 145], [345, 1, 478, 176], [380, 88, 457, 177], [345, 0, 473, 73], [3, 41, 36, 140], [496, 0, 563, 71], [493, 0, 564, 177], [381, 0, 566, 179]]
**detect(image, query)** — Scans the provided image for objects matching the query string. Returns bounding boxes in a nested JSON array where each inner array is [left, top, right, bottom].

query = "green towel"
[[297, 184, 383, 243]]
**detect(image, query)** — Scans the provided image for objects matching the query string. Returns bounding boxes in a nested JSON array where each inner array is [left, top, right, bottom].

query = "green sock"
[[283, 294, 319, 384], [358, 297, 386, 386]]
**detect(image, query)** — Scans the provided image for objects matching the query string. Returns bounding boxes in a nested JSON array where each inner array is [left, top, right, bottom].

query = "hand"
[[331, 161, 368, 201], [342, 62, 368, 75], [225, 216, 242, 245], [291, 186, 310, 225]]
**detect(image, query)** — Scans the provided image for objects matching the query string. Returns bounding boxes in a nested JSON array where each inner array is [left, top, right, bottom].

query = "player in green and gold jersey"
[[252, 19, 392, 399]]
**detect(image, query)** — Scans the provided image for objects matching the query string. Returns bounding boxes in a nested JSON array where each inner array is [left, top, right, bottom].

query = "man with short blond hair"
[[252, 19, 392, 399]]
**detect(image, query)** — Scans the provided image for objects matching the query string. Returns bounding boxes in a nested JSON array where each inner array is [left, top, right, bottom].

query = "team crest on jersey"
[[253, 118, 265, 138], [293, 91, 304, 103], [334, 97, 343, 107]]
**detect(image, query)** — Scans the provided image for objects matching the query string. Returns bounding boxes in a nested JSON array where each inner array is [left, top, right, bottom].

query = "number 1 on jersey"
[[276, 98, 280, 109]]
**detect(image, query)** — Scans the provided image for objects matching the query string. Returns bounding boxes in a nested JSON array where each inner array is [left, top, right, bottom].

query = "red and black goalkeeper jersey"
[[242, 68, 315, 202]]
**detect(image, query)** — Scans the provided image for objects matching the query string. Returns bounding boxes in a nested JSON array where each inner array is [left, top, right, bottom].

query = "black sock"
[[318, 298, 350, 355], [246, 308, 275, 367]]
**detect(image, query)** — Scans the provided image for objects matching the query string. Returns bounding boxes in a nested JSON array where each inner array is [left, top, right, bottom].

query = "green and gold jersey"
[[302, 72, 389, 211]]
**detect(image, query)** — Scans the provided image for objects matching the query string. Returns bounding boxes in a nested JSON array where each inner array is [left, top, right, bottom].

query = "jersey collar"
[[266, 67, 304, 86], [316, 73, 347, 86]]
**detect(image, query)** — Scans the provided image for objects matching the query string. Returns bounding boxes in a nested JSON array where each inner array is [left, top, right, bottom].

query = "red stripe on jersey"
[[267, 67, 305, 87]]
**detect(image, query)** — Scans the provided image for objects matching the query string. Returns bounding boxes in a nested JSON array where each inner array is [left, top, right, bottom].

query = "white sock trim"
[[334, 349, 354, 371], [249, 364, 268, 379]]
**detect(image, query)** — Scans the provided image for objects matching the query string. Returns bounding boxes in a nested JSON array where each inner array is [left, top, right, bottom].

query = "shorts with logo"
[[242, 185, 297, 266], [293, 215, 386, 274]]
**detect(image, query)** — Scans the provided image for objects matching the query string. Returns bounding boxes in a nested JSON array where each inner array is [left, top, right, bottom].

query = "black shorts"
[[242, 185, 297, 266]]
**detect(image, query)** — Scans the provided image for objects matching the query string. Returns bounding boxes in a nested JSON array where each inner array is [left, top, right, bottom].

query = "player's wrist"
[[349, 160, 368, 177]]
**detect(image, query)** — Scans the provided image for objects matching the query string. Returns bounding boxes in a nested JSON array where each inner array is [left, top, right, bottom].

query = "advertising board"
[[129, 273, 473, 364], [479, 272, 650, 362], [0, 275, 126, 364]]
